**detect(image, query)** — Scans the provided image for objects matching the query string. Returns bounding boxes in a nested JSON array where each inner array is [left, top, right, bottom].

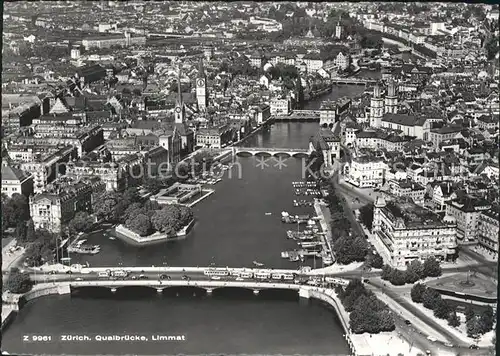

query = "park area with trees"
[[92, 188, 193, 237], [381, 257, 442, 286], [336, 279, 395, 334], [6, 267, 33, 294], [410, 283, 495, 338]]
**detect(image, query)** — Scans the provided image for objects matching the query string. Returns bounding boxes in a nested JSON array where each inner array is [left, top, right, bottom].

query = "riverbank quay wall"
[[114, 219, 195, 245], [1, 283, 71, 331], [314, 199, 334, 256], [299, 287, 361, 356]]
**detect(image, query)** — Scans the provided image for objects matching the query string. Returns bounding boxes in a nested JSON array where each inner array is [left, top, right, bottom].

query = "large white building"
[[270, 98, 291, 116], [344, 156, 387, 188], [373, 196, 458, 267], [82, 33, 146, 50]]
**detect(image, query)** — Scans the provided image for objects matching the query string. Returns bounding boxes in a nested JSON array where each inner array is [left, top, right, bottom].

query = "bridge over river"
[[330, 77, 377, 86], [233, 146, 311, 157], [67, 278, 348, 294]]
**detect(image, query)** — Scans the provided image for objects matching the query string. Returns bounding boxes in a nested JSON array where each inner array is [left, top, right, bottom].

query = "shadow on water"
[[162, 286, 207, 298], [258, 289, 298, 301], [72, 286, 163, 299], [211, 287, 255, 299]]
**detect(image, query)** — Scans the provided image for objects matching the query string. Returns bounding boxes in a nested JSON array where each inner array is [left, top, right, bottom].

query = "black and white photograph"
[[0, 1, 498, 355]]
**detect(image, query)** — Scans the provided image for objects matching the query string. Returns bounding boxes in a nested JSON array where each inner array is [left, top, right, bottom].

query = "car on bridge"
[[159, 274, 171, 280], [181, 275, 191, 281]]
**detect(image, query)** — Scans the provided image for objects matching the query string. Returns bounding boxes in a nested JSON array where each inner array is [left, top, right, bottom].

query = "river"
[[1, 84, 366, 355]]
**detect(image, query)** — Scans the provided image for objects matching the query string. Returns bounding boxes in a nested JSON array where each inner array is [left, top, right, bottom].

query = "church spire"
[[176, 68, 182, 106], [197, 58, 205, 78]]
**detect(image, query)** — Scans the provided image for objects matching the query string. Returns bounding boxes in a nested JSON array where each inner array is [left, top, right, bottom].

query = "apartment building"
[[20, 145, 77, 194], [388, 179, 425, 206], [477, 205, 499, 261], [270, 98, 291, 116], [373, 196, 457, 267], [344, 156, 387, 188], [445, 196, 492, 244]]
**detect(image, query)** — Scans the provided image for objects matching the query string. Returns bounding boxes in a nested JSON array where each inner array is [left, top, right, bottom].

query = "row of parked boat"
[[292, 181, 318, 188], [293, 200, 314, 207], [67, 239, 101, 255], [294, 189, 321, 197], [281, 212, 311, 224]]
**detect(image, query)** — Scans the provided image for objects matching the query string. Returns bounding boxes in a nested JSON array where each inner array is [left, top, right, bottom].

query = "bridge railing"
[[75, 266, 309, 274]]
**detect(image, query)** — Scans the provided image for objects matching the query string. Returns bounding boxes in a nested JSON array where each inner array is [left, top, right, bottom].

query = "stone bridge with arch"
[[233, 146, 311, 157], [69, 279, 305, 295]]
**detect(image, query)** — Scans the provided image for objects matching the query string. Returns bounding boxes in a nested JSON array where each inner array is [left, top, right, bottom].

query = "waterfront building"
[[29, 177, 105, 233], [477, 205, 499, 261], [309, 127, 341, 169], [319, 101, 337, 128], [1, 164, 33, 198], [373, 196, 457, 267], [270, 98, 291, 116], [196, 59, 208, 112], [344, 156, 387, 188], [150, 183, 203, 206], [369, 84, 384, 128], [445, 195, 492, 244], [256, 104, 271, 125], [196, 124, 232, 149]]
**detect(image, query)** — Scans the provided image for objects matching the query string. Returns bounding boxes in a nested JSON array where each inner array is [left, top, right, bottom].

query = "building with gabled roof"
[[1, 164, 33, 198], [309, 126, 340, 169]]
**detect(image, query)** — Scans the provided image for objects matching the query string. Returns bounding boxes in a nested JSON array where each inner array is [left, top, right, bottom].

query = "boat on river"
[[253, 261, 264, 267], [68, 244, 100, 255]]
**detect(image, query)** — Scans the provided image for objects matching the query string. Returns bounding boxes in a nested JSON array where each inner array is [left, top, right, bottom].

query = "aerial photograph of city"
[[0, 1, 498, 355]]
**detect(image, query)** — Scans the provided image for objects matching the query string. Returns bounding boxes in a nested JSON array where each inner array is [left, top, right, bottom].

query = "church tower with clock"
[[196, 58, 207, 112], [174, 70, 185, 124]]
